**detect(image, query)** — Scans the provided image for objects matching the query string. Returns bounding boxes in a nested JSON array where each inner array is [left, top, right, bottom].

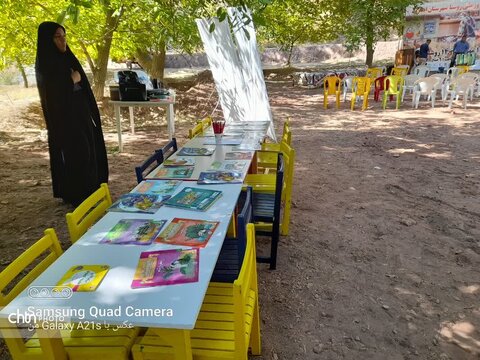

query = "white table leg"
[[129, 106, 135, 135], [114, 105, 123, 152], [167, 103, 175, 140]]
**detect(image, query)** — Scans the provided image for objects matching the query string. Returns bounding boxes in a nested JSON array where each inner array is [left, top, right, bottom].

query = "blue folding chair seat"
[[160, 138, 178, 159], [211, 186, 253, 282]]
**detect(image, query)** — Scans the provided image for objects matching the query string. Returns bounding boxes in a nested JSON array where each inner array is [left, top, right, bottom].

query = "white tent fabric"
[[196, 9, 276, 141]]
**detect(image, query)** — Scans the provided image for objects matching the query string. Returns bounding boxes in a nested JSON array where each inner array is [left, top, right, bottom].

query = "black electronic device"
[[118, 71, 147, 101]]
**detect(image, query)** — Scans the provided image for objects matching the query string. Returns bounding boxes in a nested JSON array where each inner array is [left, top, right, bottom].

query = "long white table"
[[111, 95, 175, 152], [146, 121, 271, 181], [0, 182, 241, 331]]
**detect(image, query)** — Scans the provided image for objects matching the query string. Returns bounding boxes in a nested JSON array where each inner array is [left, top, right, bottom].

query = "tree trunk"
[[286, 42, 295, 67], [92, 8, 119, 99], [365, 41, 374, 67], [135, 41, 167, 83], [16, 58, 28, 88], [365, 20, 375, 67]]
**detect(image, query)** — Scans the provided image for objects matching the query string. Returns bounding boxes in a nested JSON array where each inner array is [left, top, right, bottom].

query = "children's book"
[[132, 180, 182, 196], [156, 218, 219, 247], [108, 193, 169, 214], [202, 136, 244, 145], [131, 248, 199, 288], [177, 147, 215, 156], [164, 187, 222, 211], [163, 157, 195, 167], [56, 265, 109, 292], [100, 219, 167, 245], [209, 160, 249, 172], [148, 166, 194, 179], [197, 171, 242, 184], [224, 151, 253, 160]]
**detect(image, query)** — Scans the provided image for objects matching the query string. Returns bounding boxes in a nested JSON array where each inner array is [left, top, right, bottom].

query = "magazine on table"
[[163, 157, 195, 167], [209, 160, 249, 172], [197, 171, 243, 184], [148, 166, 194, 179], [132, 179, 182, 196], [100, 219, 167, 245], [131, 248, 199, 288], [155, 218, 219, 247], [177, 147, 215, 156], [224, 151, 254, 160], [164, 187, 222, 211], [108, 193, 170, 214], [56, 265, 109, 292]]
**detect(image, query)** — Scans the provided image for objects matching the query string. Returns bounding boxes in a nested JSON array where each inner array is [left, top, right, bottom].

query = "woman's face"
[[53, 27, 67, 53]]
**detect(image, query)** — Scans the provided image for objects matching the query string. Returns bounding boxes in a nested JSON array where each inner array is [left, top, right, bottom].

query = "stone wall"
[[164, 40, 400, 68]]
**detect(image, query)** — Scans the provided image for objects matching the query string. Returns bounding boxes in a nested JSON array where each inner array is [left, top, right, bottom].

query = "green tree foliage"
[[259, 0, 337, 66], [330, 0, 420, 66]]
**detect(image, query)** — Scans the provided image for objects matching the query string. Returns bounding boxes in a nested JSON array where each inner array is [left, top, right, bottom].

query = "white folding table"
[[110, 94, 175, 152]]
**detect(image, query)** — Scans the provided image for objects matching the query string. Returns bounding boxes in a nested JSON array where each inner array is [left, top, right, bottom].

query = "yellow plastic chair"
[[351, 77, 371, 111], [391, 67, 408, 76], [245, 142, 295, 236], [196, 116, 212, 131], [323, 76, 341, 109], [0, 229, 139, 360], [257, 120, 291, 171], [382, 76, 404, 109], [188, 122, 204, 139], [366, 67, 383, 79], [66, 183, 112, 243], [132, 223, 261, 359]]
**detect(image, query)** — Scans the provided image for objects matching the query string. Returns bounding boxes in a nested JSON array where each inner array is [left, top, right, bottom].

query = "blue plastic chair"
[[160, 138, 178, 160], [211, 186, 253, 282], [135, 150, 164, 183]]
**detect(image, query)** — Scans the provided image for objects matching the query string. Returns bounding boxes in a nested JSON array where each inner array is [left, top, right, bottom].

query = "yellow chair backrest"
[[279, 141, 295, 236], [391, 67, 408, 76], [353, 77, 371, 95], [366, 67, 383, 79], [384, 75, 404, 94], [188, 122, 204, 139], [233, 223, 258, 352], [66, 183, 112, 243], [323, 76, 341, 95], [200, 117, 212, 130], [0, 228, 63, 306], [0, 228, 65, 358]]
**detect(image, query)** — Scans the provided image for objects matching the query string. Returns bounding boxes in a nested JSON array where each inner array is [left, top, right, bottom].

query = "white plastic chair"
[[447, 67, 461, 79], [342, 76, 355, 101], [457, 73, 480, 99], [402, 74, 420, 100], [412, 77, 440, 109], [429, 73, 449, 101], [413, 65, 430, 77], [447, 78, 476, 109]]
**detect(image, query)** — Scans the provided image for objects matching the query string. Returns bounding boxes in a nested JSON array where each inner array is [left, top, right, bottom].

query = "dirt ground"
[[0, 75, 479, 360]]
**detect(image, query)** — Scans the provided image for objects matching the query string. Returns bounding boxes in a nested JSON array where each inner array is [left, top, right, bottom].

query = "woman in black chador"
[[35, 22, 108, 206]]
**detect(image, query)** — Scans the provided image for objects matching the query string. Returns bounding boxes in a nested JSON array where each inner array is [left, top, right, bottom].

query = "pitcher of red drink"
[[212, 120, 225, 143]]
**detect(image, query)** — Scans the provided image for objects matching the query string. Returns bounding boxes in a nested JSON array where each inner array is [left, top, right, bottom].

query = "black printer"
[[117, 71, 147, 101]]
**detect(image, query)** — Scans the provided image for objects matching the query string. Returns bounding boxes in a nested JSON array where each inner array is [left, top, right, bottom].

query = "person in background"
[[418, 39, 431, 65], [35, 22, 109, 206], [450, 35, 469, 68]]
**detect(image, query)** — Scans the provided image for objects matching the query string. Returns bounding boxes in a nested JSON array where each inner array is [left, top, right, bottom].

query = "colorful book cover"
[[177, 147, 215, 156], [197, 171, 242, 184], [131, 248, 199, 288], [108, 193, 169, 214], [164, 187, 222, 211], [100, 219, 167, 245], [148, 166, 194, 179], [225, 151, 253, 160], [132, 180, 182, 196], [163, 157, 195, 167], [209, 160, 248, 172], [56, 265, 109, 292], [156, 218, 219, 247]]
